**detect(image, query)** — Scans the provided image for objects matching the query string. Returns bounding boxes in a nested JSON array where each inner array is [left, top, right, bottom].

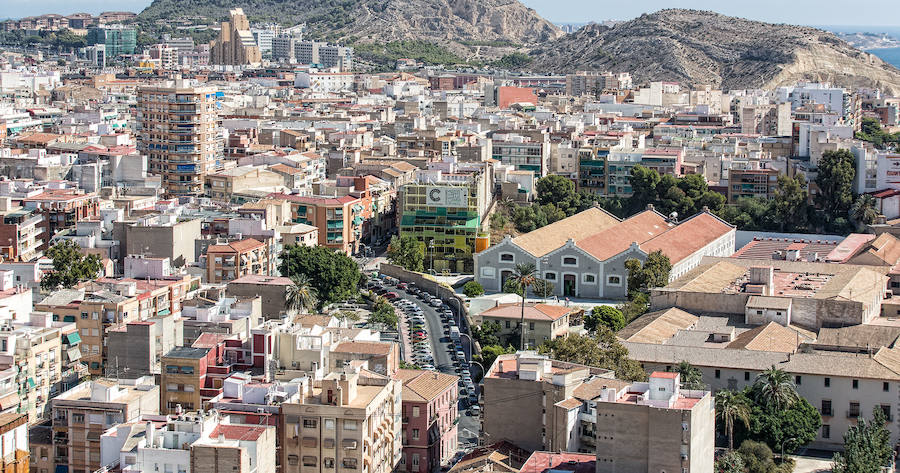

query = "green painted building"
[[398, 166, 493, 274], [86, 25, 136, 57]]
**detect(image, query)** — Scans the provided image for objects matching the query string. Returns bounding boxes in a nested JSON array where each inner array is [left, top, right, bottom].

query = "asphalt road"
[[394, 286, 482, 452]]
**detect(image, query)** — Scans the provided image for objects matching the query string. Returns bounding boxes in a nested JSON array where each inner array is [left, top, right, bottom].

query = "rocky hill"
[[138, 0, 562, 46], [529, 9, 900, 94]]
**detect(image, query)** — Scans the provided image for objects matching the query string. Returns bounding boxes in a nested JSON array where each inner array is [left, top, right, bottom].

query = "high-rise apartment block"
[[210, 8, 262, 66], [137, 81, 223, 197]]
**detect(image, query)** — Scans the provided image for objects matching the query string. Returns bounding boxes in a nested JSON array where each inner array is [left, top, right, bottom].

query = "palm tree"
[[510, 263, 537, 350], [752, 366, 799, 411], [850, 194, 879, 229], [716, 390, 751, 450], [285, 274, 318, 315]]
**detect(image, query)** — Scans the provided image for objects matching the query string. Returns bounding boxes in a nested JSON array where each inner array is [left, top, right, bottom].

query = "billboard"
[[877, 154, 900, 190], [426, 186, 467, 207]]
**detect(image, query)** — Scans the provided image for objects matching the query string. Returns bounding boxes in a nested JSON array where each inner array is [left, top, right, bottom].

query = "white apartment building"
[[294, 72, 355, 93]]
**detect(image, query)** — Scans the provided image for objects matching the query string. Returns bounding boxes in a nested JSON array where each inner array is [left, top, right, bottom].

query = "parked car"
[[384, 292, 399, 300], [397, 282, 408, 290], [470, 405, 481, 415]]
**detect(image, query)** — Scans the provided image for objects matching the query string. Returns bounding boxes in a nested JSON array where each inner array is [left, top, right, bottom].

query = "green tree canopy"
[[625, 251, 671, 295], [850, 194, 879, 230], [585, 305, 626, 332], [369, 298, 398, 329], [463, 280, 484, 297], [536, 175, 577, 207], [531, 278, 555, 298], [832, 409, 893, 473], [41, 241, 103, 291], [736, 395, 821, 455], [476, 345, 515, 375], [279, 245, 361, 306], [472, 320, 502, 347], [772, 174, 811, 232], [538, 328, 646, 381], [674, 360, 705, 390], [387, 234, 425, 272], [815, 149, 856, 219]]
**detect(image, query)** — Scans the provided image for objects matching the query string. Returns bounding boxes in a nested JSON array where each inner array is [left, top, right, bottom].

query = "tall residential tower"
[[137, 81, 223, 197]]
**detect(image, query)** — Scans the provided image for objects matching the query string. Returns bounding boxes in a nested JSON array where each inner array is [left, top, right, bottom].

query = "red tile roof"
[[209, 424, 267, 441], [207, 238, 265, 254], [520, 452, 596, 473], [640, 212, 733, 263]]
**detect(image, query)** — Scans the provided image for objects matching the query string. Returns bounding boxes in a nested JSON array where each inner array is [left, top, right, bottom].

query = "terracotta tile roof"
[[572, 377, 629, 401], [555, 397, 582, 409], [726, 322, 803, 352], [511, 207, 620, 257], [639, 212, 733, 263], [520, 452, 595, 473], [480, 303, 574, 322], [651, 371, 679, 379], [618, 307, 699, 344], [331, 341, 393, 356], [848, 233, 900, 266], [208, 424, 267, 441], [207, 238, 264, 254], [192, 332, 230, 349], [577, 210, 669, 260], [395, 369, 458, 402]]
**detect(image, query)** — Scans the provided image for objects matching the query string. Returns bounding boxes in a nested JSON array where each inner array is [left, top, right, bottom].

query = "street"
[[393, 285, 483, 452]]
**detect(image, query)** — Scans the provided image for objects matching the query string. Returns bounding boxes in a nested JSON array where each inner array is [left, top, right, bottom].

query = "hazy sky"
[[3, 0, 900, 26]]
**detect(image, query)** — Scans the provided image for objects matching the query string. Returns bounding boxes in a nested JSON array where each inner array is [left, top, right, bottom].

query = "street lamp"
[[429, 239, 435, 273], [780, 437, 798, 460]]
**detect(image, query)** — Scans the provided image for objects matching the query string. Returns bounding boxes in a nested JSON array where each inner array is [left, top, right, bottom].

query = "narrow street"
[[393, 285, 483, 453]]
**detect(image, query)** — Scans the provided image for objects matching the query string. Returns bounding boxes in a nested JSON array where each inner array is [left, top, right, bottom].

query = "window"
[[529, 322, 535, 330], [852, 379, 859, 389], [824, 377, 830, 387], [821, 400, 832, 416], [881, 404, 892, 421], [288, 455, 299, 466], [412, 454, 420, 468], [342, 459, 358, 469], [744, 372, 750, 381], [412, 406, 420, 417], [607, 275, 621, 286], [72, 413, 84, 424], [324, 419, 335, 430], [166, 384, 178, 392], [500, 253, 514, 262], [303, 418, 317, 428], [412, 429, 419, 440], [849, 402, 861, 418], [562, 257, 577, 266], [821, 424, 830, 439], [81, 312, 88, 319], [544, 272, 556, 281], [343, 420, 357, 430], [505, 321, 510, 329], [795, 375, 801, 385], [324, 458, 334, 469], [884, 382, 890, 392], [714, 370, 720, 379], [302, 456, 317, 467], [180, 366, 194, 374], [183, 385, 194, 393], [480, 267, 496, 278], [583, 274, 596, 284]]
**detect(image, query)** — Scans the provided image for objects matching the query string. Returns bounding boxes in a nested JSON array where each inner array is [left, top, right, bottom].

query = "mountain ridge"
[[527, 9, 900, 94]]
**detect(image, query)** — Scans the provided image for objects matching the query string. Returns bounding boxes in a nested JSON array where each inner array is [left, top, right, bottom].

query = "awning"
[[66, 347, 82, 362], [55, 466, 68, 473], [65, 332, 81, 345], [0, 393, 19, 410], [158, 309, 171, 316], [25, 378, 34, 389]]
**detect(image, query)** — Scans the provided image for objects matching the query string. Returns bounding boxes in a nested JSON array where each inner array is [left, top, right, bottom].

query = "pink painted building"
[[396, 369, 459, 473]]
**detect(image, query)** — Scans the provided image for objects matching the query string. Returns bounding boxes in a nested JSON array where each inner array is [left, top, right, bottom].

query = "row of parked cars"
[[368, 275, 479, 415]]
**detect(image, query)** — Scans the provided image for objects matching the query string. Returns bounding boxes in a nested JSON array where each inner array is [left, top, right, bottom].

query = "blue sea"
[[871, 48, 900, 69], [819, 25, 900, 68]]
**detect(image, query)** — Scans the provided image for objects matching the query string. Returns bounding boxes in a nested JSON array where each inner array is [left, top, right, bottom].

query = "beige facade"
[[210, 8, 262, 66], [0, 320, 63, 424], [475, 303, 579, 349], [593, 372, 714, 473], [481, 352, 617, 453], [206, 165, 286, 202], [137, 82, 222, 197], [50, 378, 160, 473], [280, 370, 402, 473]]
